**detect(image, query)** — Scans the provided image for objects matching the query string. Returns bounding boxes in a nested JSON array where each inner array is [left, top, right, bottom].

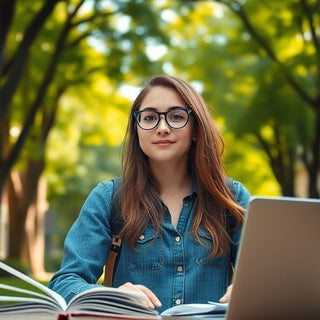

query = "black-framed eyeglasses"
[[133, 107, 192, 130]]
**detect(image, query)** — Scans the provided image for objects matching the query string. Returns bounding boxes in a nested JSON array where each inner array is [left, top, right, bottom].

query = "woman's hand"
[[118, 282, 162, 309], [219, 284, 233, 303]]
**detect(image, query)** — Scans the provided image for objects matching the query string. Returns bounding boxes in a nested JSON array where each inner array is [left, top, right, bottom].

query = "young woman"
[[48, 75, 251, 312]]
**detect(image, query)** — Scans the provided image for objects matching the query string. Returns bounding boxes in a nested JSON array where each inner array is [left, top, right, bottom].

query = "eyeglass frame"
[[133, 107, 193, 130]]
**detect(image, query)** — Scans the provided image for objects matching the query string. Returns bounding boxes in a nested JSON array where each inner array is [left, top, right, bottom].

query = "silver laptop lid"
[[226, 196, 320, 320]]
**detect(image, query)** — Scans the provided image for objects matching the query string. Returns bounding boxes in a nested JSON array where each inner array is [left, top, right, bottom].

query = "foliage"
[[161, 0, 319, 197], [0, 0, 172, 265], [1, 0, 319, 271]]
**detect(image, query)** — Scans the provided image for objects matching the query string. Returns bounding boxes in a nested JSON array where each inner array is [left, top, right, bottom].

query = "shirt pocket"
[[125, 225, 164, 271], [194, 227, 230, 268]]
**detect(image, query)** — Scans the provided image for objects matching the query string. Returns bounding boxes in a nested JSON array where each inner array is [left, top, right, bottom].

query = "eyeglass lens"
[[136, 108, 190, 130]]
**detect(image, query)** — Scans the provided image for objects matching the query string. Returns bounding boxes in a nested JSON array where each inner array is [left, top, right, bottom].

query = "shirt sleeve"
[[48, 180, 114, 303], [229, 180, 251, 266]]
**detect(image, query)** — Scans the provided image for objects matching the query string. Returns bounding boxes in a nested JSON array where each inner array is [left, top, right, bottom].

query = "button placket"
[[172, 231, 185, 309]]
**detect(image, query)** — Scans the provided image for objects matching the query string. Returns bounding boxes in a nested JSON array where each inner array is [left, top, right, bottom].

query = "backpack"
[[104, 177, 123, 287], [103, 177, 235, 286]]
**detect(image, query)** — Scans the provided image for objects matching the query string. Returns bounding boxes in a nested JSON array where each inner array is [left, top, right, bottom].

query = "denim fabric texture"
[[48, 179, 250, 312]]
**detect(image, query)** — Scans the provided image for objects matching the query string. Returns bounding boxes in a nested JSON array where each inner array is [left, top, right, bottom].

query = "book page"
[[0, 261, 66, 310], [67, 286, 159, 317], [160, 302, 228, 316]]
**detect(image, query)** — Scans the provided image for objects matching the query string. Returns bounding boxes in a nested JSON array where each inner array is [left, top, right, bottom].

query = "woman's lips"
[[153, 140, 175, 146]]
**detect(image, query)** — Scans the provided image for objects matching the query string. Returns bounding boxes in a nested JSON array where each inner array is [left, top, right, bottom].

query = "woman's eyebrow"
[[139, 106, 186, 111], [139, 107, 157, 111]]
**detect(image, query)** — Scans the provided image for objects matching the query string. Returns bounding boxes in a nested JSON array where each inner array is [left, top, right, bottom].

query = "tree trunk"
[[308, 109, 320, 198], [7, 158, 45, 261], [7, 170, 27, 258], [25, 176, 48, 278]]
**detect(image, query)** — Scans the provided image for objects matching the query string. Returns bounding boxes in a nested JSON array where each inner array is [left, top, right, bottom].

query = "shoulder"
[[230, 180, 251, 210], [81, 180, 115, 213], [89, 180, 114, 197]]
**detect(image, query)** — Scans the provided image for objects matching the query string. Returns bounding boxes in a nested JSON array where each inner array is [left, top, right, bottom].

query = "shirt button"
[[175, 299, 182, 305], [177, 266, 183, 272], [175, 236, 181, 242], [139, 235, 145, 240]]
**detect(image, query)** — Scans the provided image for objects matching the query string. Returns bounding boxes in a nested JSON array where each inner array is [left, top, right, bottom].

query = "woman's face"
[[136, 86, 195, 165]]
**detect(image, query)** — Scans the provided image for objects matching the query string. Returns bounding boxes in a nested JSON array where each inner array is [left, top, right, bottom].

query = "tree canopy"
[[0, 0, 319, 274]]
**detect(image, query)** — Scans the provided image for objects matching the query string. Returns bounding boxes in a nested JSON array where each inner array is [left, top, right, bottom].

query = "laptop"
[[224, 196, 320, 320]]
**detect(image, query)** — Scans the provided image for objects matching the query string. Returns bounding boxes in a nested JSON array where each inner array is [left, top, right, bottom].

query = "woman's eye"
[[170, 113, 184, 121], [144, 114, 157, 122]]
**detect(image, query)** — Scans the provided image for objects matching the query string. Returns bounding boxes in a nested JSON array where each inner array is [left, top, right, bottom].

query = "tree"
[[214, 0, 320, 197], [0, 0, 168, 274], [162, 0, 319, 197], [0, 0, 62, 272], [0, 0, 59, 193]]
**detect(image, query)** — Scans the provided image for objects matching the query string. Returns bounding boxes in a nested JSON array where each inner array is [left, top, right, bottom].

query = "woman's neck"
[[149, 160, 192, 227], [149, 160, 192, 194]]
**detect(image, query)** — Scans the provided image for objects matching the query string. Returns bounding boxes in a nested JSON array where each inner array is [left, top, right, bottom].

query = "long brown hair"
[[119, 75, 244, 257]]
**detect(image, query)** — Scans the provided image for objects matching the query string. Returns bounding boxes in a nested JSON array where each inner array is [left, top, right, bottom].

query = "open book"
[[0, 261, 159, 320], [0, 261, 228, 319]]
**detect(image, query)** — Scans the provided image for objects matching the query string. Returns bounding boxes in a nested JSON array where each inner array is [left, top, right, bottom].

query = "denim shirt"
[[48, 179, 250, 312]]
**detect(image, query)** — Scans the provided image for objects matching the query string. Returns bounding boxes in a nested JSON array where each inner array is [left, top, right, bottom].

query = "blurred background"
[[0, 0, 319, 280]]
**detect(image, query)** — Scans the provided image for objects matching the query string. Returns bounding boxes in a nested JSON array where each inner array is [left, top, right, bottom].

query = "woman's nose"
[[156, 115, 170, 133]]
